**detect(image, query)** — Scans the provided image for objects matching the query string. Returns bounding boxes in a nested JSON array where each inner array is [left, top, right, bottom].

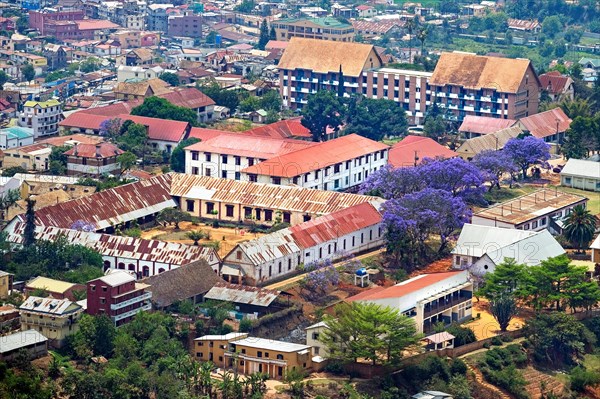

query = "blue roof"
[[1, 127, 34, 140]]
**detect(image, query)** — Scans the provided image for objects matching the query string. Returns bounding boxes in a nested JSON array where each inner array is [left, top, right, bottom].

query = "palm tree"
[[199, 361, 214, 396], [416, 26, 428, 56], [186, 230, 205, 245], [563, 205, 597, 253]]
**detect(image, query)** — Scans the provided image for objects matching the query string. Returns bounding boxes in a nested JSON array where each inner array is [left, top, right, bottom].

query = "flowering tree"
[[70, 220, 96, 232], [360, 165, 425, 199], [301, 266, 340, 300], [503, 136, 551, 179], [472, 150, 519, 190], [382, 188, 471, 265], [99, 118, 123, 140], [301, 258, 333, 272]]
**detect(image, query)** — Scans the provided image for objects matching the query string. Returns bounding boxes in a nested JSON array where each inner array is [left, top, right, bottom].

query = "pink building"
[[29, 9, 85, 35]]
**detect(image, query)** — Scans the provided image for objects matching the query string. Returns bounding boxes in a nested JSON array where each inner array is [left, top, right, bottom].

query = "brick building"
[[64, 142, 124, 177], [29, 8, 85, 35]]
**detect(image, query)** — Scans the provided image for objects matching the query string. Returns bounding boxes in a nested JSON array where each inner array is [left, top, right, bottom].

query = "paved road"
[[264, 248, 385, 291]]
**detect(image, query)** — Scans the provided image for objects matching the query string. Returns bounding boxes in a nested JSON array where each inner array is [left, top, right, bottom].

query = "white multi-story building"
[[184, 132, 315, 180], [18, 99, 62, 138], [241, 134, 389, 191], [346, 271, 473, 334], [117, 65, 165, 82]]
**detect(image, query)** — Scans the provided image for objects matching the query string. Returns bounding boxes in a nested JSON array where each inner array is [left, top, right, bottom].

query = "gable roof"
[[20, 296, 82, 316], [245, 118, 312, 139], [278, 37, 382, 77], [204, 282, 280, 307], [158, 87, 215, 109], [453, 223, 565, 266], [458, 115, 517, 135], [518, 108, 571, 139], [64, 142, 123, 158], [113, 78, 171, 97], [388, 135, 458, 167], [560, 158, 600, 180], [430, 52, 538, 93], [539, 71, 572, 95], [456, 125, 523, 156], [242, 134, 389, 178], [143, 260, 223, 307], [25, 276, 77, 294]]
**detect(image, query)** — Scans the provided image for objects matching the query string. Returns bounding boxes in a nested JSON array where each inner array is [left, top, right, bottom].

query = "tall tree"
[[117, 151, 137, 175], [472, 150, 518, 190], [563, 205, 597, 253], [345, 97, 408, 141], [131, 97, 198, 126], [258, 19, 269, 50], [21, 63, 35, 83], [23, 198, 36, 246], [269, 24, 276, 40], [503, 136, 551, 179], [322, 302, 420, 366], [301, 90, 344, 142], [0, 70, 8, 90]]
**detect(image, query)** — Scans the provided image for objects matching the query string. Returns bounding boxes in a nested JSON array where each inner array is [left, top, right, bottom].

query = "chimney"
[[95, 143, 101, 158]]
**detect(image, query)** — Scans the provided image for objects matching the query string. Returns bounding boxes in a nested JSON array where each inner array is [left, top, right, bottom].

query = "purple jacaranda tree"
[[361, 165, 425, 199], [99, 118, 123, 140], [301, 258, 333, 272], [382, 188, 471, 258], [301, 265, 340, 300], [70, 220, 96, 232], [503, 136, 551, 179], [472, 150, 519, 190]]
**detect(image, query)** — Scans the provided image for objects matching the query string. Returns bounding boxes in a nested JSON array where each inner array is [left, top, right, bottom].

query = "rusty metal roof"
[[236, 227, 301, 266], [32, 173, 175, 230], [170, 174, 381, 216], [204, 282, 280, 307], [7, 223, 219, 267]]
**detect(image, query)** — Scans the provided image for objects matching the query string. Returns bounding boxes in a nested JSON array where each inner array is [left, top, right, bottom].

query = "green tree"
[[259, 89, 282, 111], [117, 151, 137, 175], [23, 198, 36, 246], [541, 15, 563, 38], [0, 70, 8, 89], [489, 295, 517, 332], [345, 97, 408, 141], [157, 207, 192, 229], [234, 0, 255, 12], [116, 122, 148, 157], [159, 72, 180, 86], [48, 145, 69, 175], [1, 166, 27, 177], [239, 95, 260, 112], [170, 137, 200, 173], [322, 302, 420, 366], [563, 205, 597, 252], [269, 24, 276, 40], [423, 115, 447, 142], [198, 80, 240, 111], [186, 230, 205, 245], [131, 96, 198, 126], [258, 19, 269, 50], [21, 63, 35, 83], [0, 188, 20, 221], [301, 90, 344, 142]]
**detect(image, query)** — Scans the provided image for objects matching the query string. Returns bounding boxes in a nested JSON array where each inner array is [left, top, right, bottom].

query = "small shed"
[[0, 329, 48, 362], [203, 282, 289, 316], [422, 332, 455, 351]]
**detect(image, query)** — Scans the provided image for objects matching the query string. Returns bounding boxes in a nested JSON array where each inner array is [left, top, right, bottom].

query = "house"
[[184, 133, 316, 179], [117, 48, 154, 67], [43, 44, 68, 70], [0, 330, 48, 362], [158, 88, 216, 123], [429, 52, 541, 122], [0, 126, 34, 150], [19, 296, 84, 347], [244, 118, 314, 140], [17, 99, 62, 138], [590, 235, 600, 263], [356, 4, 377, 18], [0, 270, 13, 299], [516, 107, 571, 144], [64, 142, 124, 177], [305, 321, 329, 362], [4, 222, 220, 279], [351, 20, 403, 39], [170, 174, 381, 228], [507, 18, 541, 33], [539, 71, 574, 102], [24, 276, 86, 301], [388, 135, 458, 168], [1, 142, 52, 171], [142, 259, 222, 308], [194, 333, 313, 378], [560, 159, 600, 192], [203, 282, 286, 317], [86, 270, 152, 326], [452, 224, 566, 275], [220, 202, 384, 285], [471, 188, 588, 232], [271, 17, 355, 42], [241, 134, 389, 191], [458, 115, 517, 139], [456, 125, 523, 160], [346, 271, 473, 333], [117, 65, 164, 82], [579, 57, 600, 73], [113, 78, 171, 100]]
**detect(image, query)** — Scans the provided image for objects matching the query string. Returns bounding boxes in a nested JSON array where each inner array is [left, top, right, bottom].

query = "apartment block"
[[19, 296, 84, 347], [272, 17, 354, 42], [168, 12, 202, 38], [29, 8, 85, 35], [86, 270, 152, 326], [194, 333, 313, 379], [18, 99, 62, 138]]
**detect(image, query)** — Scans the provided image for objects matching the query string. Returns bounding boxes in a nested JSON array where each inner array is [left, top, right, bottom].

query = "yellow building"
[[194, 333, 313, 379], [19, 296, 84, 347], [272, 17, 354, 42], [0, 270, 13, 299]]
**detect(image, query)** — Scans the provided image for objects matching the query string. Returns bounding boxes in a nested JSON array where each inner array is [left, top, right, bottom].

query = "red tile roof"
[[158, 87, 215, 109], [346, 271, 465, 302], [458, 115, 517, 135], [75, 19, 120, 31], [64, 142, 123, 158], [188, 127, 232, 141], [265, 40, 289, 50], [539, 71, 571, 95], [242, 134, 389, 178], [185, 133, 315, 159], [290, 202, 381, 248], [80, 100, 143, 116], [388, 135, 458, 168], [518, 108, 571, 139], [245, 118, 312, 139]]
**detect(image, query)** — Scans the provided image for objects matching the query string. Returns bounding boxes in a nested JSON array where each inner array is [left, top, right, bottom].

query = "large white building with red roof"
[[346, 271, 473, 333]]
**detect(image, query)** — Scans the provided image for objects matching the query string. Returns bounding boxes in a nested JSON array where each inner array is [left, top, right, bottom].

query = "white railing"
[[110, 292, 152, 310]]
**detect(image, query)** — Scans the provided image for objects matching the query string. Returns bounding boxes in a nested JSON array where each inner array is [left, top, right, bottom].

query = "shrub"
[[570, 366, 600, 392], [491, 336, 503, 346], [482, 365, 528, 399], [323, 360, 345, 375], [450, 358, 468, 376], [446, 324, 477, 347], [483, 342, 491, 349], [239, 318, 252, 333], [194, 320, 205, 337], [501, 334, 514, 342]]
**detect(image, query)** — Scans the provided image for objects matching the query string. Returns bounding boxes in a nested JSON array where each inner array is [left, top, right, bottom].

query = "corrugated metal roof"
[[456, 125, 523, 156], [560, 158, 600, 180], [20, 296, 82, 316], [7, 223, 218, 266], [204, 282, 280, 307], [31, 174, 175, 230], [25, 276, 76, 294], [170, 174, 381, 216], [389, 135, 458, 167], [458, 115, 516, 135], [0, 330, 47, 354], [518, 108, 571, 139], [237, 228, 301, 265]]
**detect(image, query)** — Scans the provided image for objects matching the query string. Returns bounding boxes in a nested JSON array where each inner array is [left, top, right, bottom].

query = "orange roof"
[[75, 19, 120, 31], [539, 71, 571, 95], [64, 142, 123, 158], [458, 115, 517, 135], [188, 127, 232, 141], [157, 87, 215, 109], [518, 108, 571, 139], [185, 133, 315, 159], [346, 271, 465, 302], [242, 134, 389, 178], [388, 135, 458, 168], [290, 202, 381, 248], [80, 100, 143, 116], [245, 118, 312, 139], [40, 133, 105, 146]]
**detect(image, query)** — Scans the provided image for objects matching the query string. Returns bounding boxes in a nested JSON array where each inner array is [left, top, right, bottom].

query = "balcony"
[[112, 303, 152, 322], [224, 351, 288, 366], [421, 291, 472, 319], [110, 292, 152, 310]]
